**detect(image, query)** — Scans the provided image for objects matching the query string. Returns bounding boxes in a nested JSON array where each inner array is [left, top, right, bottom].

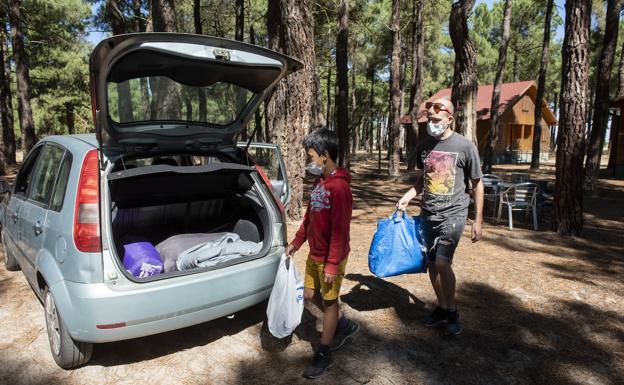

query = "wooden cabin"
[[402, 81, 558, 163], [609, 96, 624, 178]]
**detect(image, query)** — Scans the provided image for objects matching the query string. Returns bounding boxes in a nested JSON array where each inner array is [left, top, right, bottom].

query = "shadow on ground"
[[234, 278, 624, 385]]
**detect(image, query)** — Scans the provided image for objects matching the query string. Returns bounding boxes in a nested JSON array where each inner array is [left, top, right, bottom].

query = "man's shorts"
[[304, 257, 348, 301], [421, 216, 466, 264]]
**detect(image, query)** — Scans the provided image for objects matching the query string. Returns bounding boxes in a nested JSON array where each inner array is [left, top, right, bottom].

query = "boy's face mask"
[[306, 149, 326, 176], [306, 160, 325, 176]]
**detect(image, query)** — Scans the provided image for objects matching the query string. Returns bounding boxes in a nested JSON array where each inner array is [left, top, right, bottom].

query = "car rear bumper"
[[49, 249, 281, 343]]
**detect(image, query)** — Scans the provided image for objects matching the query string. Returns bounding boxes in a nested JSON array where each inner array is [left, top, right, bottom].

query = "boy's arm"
[[325, 185, 352, 275], [289, 201, 310, 252]]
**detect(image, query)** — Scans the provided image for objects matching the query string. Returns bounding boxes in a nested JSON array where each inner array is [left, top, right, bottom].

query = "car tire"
[[43, 286, 93, 369], [1, 230, 20, 271]]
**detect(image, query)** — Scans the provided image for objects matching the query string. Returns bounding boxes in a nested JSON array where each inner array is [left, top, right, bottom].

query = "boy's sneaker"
[[424, 306, 448, 327], [445, 309, 463, 335], [330, 319, 360, 351], [303, 351, 334, 379]]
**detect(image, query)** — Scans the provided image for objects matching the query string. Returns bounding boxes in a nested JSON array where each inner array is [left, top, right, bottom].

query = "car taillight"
[[74, 149, 101, 252]]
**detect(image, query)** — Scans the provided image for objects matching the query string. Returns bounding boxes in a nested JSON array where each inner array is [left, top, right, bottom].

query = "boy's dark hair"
[[303, 128, 339, 162]]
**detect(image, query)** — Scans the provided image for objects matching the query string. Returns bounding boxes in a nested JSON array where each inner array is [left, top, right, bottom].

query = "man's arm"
[[397, 171, 423, 211], [471, 177, 483, 242]]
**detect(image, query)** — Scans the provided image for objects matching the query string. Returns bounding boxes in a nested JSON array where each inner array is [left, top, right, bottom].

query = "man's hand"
[[396, 196, 410, 212], [397, 186, 418, 212], [323, 271, 336, 284], [286, 243, 297, 257], [471, 221, 482, 243]]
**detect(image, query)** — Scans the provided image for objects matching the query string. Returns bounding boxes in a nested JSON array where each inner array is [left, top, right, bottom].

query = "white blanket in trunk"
[[175, 232, 262, 271]]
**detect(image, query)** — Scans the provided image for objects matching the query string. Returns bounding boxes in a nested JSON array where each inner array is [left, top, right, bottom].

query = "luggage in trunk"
[[107, 164, 272, 278]]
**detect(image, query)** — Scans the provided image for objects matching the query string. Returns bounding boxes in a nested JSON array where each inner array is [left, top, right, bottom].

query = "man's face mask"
[[427, 121, 448, 137]]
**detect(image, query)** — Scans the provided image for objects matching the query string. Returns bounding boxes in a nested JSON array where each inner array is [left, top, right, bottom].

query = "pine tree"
[[555, 0, 592, 235]]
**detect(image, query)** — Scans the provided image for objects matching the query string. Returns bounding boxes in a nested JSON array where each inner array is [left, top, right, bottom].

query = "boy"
[[286, 128, 359, 379]]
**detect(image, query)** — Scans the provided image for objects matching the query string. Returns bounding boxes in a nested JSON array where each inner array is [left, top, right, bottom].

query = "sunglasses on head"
[[426, 102, 449, 113]]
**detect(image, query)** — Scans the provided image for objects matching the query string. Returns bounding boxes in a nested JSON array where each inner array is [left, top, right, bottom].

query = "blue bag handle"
[[391, 210, 407, 222]]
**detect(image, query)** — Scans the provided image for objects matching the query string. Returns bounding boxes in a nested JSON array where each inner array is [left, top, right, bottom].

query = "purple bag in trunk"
[[123, 242, 164, 278]]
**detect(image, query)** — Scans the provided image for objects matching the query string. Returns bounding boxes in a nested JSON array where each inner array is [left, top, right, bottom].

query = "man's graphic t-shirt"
[[416, 132, 482, 219]]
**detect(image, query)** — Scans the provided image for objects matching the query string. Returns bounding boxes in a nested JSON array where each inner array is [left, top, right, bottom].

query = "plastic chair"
[[482, 174, 503, 217], [496, 182, 539, 230], [511, 173, 530, 184]]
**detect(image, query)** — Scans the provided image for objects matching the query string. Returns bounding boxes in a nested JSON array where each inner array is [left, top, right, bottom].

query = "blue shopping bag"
[[368, 211, 427, 278]]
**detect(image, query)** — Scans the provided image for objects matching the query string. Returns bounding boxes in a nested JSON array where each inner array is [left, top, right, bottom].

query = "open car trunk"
[[106, 162, 273, 280]]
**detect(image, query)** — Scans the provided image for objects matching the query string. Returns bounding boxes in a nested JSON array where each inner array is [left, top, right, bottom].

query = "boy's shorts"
[[304, 257, 348, 301], [421, 216, 466, 264]]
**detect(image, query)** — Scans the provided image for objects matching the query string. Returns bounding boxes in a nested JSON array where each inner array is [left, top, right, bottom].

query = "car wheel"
[[1, 230, 20, 271], [43, 286, 93, 369]]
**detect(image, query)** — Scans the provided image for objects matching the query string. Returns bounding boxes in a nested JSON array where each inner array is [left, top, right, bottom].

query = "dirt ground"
[[1, 156, 623, 385]]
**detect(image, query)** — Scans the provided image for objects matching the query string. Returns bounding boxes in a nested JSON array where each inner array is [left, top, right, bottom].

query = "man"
[[397, 97, 483, 335], [287, 128, 359, 379]]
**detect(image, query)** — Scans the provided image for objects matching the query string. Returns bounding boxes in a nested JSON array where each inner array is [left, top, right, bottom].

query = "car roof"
[[44, 134, 99, 152]]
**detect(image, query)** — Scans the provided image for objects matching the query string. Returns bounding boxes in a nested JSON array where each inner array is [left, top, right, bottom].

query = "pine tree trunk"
[[377, 115, 382, 172], [0, 18, 15, 166], [584, 0, 622, 189], [326, 65, 332, 129], [388, 0, 402, 177], [351, 64, 359, 154], [8, 0, 36, 153], [235, 0, 244, 41], [512, 50, 519, 82], [530, 0, 554, 170], [234, 0, 247, 141], [449, 0, 478, 145], [406, 0, 424, 171], [484, 0, 512, 173], [369, 66, 375, 154], [151, 0, 181, 120], [555, 0, 591, 236], [311, 66, 326, 130], [193, 0, 202, 34], [399, 46, 407, 161], [335, 0, 349, 168], [616, 40, 624, 99], [193, 0, 207, 122], [136, 0, 150, 117], [134, 0, 145, 32], [250, 24, 263, 141], [106, 0, 134, 122], [152, 0, 176, 32], [66, 103, 75, 135], [266, 0, 315, 220], [608, 42, 624, 169]]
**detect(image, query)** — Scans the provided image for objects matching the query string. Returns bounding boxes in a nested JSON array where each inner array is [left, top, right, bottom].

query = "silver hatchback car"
[[0, 33, 299, 369]]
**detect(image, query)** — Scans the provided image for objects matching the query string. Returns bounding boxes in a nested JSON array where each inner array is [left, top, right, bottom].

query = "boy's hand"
[[286, 243, 296, 257], [471, 221, 482, 243], [323, 272, 336, 284]]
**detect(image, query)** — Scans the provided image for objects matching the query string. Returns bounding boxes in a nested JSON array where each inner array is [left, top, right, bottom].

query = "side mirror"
[[0, 180, 11, 194]]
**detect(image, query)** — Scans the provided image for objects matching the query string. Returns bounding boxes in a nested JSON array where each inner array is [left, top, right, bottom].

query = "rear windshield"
[[107, 76, 253, 125]]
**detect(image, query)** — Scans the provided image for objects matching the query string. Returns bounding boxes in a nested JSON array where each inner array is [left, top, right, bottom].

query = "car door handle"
[[12, 213, 18, 223], [33, 221, 43, 236]]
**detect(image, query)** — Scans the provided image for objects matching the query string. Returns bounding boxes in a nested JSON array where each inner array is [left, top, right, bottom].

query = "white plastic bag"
[[266, 254, 304, 338]]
